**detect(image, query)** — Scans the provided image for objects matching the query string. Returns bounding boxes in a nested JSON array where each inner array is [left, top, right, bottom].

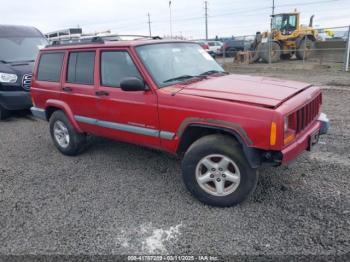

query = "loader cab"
[[272, 13, 299, 35]]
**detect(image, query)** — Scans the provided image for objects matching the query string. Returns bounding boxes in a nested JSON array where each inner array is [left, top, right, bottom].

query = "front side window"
[[273, 14, 297, 31], [100, 51, 141, 87], [272, 15, 283, 30], [288, 15, 297, 28], [136, 43, 224, 88], [37, 52, 64, 82], [67, 51, 95, 85]]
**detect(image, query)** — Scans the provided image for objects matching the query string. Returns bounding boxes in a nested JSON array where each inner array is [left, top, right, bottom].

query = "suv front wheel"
[[49, 110, 86, 156], [181, 134, 258, 207], [0, 106, 10, 120]]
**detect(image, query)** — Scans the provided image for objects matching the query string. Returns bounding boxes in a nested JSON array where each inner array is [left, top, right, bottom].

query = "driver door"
[[95, 48, 160, 148]]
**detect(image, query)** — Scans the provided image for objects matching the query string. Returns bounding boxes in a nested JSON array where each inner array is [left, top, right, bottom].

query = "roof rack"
[[46, 36, 105, 47], [46, 34, 162, 47]]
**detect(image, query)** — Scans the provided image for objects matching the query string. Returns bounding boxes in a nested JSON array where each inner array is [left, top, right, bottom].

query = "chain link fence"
[[217, 25, 350, 72]]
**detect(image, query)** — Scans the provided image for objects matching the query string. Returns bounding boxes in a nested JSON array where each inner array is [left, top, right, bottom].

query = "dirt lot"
[[0, 63, 349, 259]]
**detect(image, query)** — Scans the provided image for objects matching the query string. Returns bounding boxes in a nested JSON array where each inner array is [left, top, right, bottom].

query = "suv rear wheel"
[[181, 134, 258, 207], [49, 110, 86, 156]]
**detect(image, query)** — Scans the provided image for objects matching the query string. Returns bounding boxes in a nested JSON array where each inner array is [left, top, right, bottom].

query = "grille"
[[22, 74, 32, 91], [296, 94, 322, 133]]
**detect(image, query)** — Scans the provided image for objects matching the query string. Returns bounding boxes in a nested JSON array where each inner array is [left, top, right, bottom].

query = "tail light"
[[203, 44, 209, 50]]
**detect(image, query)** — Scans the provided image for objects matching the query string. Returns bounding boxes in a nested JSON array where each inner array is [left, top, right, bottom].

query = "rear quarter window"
[[37, 52, 64, 82]]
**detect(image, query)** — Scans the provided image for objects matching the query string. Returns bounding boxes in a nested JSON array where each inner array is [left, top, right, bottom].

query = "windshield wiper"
[[163, 71, 226, 84], [11, 59, 35, 63], [199, 70, 228, 76], [163, 75, 197, 83], [0, 60, 8, 64]]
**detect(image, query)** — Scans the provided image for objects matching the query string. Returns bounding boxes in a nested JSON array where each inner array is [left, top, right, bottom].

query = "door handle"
[[62, 86, 72, 92], [95, 90, 109, 96]]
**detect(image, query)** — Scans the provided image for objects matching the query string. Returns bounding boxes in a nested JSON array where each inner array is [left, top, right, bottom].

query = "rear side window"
[[100, 51, 141, 87], [67, 52, 95, 85], [37, 53, 64, 82]]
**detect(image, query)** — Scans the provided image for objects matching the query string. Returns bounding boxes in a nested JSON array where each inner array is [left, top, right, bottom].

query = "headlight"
[[0, 72, 18, 83], [283, 115, 296, 145], [284, 116, 289, 132]]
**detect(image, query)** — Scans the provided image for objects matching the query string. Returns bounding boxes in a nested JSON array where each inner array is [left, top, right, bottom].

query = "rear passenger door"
[[95, 49, 160, 147], [61, 50, 99, 133]]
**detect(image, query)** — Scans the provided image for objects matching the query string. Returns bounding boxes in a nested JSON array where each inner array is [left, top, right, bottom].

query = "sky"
[[1, 0, 350, 39]]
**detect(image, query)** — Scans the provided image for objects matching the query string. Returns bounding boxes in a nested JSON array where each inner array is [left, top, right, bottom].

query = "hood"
[[177, 74, 312, 108], [0, 61, 34, 75]]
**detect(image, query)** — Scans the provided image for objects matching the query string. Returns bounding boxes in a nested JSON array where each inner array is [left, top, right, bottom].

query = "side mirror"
[[120, 77, 147, 92]]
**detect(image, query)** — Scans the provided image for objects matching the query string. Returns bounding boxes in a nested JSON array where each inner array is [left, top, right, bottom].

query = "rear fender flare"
[[45, 99, 83, 133]]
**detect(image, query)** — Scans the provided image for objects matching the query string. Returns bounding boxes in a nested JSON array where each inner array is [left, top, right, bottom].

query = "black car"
[[219, 38, 253, 57], [0, 25, 48, 119]]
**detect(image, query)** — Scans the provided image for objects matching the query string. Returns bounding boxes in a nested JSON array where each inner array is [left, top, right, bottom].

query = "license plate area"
[[308, 130, 320, 151]]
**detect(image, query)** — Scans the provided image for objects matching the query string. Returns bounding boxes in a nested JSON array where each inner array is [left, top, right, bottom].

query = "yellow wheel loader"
[[250, 11, 318, 63]]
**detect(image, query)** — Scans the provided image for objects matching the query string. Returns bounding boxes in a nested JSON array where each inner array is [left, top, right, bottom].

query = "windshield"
[[136, 43, 224, 87], [0, 37, 48, 63]]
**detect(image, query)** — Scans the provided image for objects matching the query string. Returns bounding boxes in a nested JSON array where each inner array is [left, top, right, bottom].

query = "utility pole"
[[269, 0, 275, 64], [271, 0, 275, 30], [205, 1, 208, 40], [147, 13, 152, 38], [169, 1, 173, 38]]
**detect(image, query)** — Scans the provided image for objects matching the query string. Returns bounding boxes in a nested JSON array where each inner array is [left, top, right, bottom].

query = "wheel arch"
[[176, 123, 261, 168], [296, 34, 316, 47], [44, 100, 83, 133]]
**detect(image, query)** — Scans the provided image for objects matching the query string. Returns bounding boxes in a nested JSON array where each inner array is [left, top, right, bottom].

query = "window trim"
[[37, 52, 65, 83], [99, 49, 143, 88], [66, 51, 96, 86]]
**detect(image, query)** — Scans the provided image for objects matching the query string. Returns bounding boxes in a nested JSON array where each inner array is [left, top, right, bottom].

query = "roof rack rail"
[[46, 36, 105, 47], [113, 34, 162, 40], [45, 34, 162, 47]]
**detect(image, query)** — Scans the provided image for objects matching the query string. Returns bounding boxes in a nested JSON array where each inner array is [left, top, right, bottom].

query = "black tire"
[[260, 42, 281, 63], [181, 134, 258, 207], [250, 44, 261, 63], [0, 106, 10, 120], [49, 110, 86, 156], [296, 38, 315, 60], [280, 53, 292, 60]]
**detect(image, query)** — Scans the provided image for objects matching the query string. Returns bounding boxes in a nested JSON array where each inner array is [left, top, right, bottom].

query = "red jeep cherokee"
[[30, 39, 329, 207]]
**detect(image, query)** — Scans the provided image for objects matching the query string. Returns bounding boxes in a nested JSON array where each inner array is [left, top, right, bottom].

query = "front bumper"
[[0, 91, 32, 110], [30, 107, 47, 120], [281, 113, 330, 164], [318, 112, 330, 135]]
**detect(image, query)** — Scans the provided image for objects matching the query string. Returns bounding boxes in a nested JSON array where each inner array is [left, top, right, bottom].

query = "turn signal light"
[[270, 122, 277, 146]]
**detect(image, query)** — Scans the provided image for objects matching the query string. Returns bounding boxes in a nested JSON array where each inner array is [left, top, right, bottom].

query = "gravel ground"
[[0, 66, 349, 259]]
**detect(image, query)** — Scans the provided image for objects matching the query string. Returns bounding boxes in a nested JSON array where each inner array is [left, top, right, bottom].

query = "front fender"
[[177, 117, 253, 146], [176, 118, 265, 168]]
